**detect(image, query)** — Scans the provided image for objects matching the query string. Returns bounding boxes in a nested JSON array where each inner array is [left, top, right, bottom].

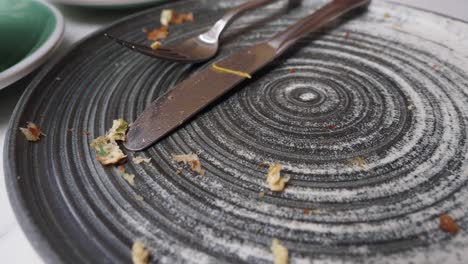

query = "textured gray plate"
[[5, 0, 468, 263]]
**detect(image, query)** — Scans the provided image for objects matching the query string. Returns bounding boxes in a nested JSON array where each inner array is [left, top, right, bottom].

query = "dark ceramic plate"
[[5, 0, 468, 263]]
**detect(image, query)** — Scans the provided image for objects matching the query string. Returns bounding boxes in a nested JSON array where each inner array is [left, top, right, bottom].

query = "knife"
[[125, 0, 371, 151]]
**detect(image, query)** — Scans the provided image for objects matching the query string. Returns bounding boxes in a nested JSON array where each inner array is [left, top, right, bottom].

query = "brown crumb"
[[20, 122, 46, 142], [146, 25, 169, 41], [439, 214, 459, 235], [303, 208, 311, 215], [384, 12, 391, 19], [150, 41, 161, 50], [175, 169, 182, 175], [258, 162, 269, 168], [327, 125, 337, 129], [132, 240, 150, 264], [161, 9, 194, 26], [172, 153, 205, 175], [288, 68, 296, 73]]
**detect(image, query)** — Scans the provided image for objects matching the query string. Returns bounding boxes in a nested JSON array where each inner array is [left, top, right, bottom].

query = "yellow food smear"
[[211, 63, 252, 79]]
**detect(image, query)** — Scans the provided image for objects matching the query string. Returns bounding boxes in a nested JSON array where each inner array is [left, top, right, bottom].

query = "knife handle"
[[202, 0, 279, 41], [267, 0, 370, 54]]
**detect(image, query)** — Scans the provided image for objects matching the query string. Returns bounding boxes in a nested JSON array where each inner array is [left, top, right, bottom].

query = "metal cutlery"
[[125, 0, 371, 151]]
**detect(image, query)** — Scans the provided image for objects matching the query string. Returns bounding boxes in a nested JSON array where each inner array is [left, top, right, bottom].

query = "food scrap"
[[266, 164, 290, 192], [384, 12, 391, 19], [172, 153, 205, 175], [211, 63, 252, 79], [132, 240, 150, 264], [90, 136, 127, 165], [117, 166, 135, 186], [349, 156, 368, 170], [271, 239, 288, 264], [439, 214, 459, 235], [90, 119, 129, 166], [258, 162, 269, 168], [288, 68, 296, 73], [145, 25, 169, 41], [303, 208, 311, 215], [106, 118, 129, 141], [133, 156, 152, 164], [20, 122, 45, 142], [160, 9, 194, 26], [150, 41, 161, 50], [258, 191, 265, 198], [327, 124, 337, 129]]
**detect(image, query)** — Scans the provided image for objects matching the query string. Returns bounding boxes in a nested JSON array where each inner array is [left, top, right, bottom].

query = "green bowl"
[[0, 0, 64, 89]]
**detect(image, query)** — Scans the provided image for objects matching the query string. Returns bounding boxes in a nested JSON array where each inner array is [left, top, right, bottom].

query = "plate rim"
[[4, 1, 468, 263]]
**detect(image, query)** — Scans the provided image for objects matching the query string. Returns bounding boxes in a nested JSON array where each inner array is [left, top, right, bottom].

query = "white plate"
[[0, 0, 64, 90], [48, 0, 167, 8]]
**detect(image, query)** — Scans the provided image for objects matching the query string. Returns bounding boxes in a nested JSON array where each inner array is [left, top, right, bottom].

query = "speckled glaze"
[[5, 0, 468, 263]]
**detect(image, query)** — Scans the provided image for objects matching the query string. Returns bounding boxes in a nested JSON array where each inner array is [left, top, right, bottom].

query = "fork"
[[104, 0, 288, 63]]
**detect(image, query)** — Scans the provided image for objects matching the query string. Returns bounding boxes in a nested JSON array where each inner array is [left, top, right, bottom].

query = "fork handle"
[[268, 0, 370, 54], [204, 0, 279, 41]]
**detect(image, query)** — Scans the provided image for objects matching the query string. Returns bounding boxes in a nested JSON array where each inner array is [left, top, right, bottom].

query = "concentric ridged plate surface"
[[5, 0, 468, 263]]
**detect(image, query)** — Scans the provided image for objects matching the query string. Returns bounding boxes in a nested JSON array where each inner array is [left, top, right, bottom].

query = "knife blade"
[[125, 0, 370, 151]]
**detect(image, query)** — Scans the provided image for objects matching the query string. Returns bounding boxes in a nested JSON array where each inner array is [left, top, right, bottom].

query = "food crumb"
[[258, 162, 269, 168], [266, 164, 289, 192], [106, 118, 129, 142], [132, 240, 150, 264], [161, 9, 194, 26], [211, 63, 252, 79], [117, 166, 135, 186], [271, 239, 288, 264], [384, 12, 391, 19], [150, 41, 161, 50], [439, 214, 459, 235], [349, 156, 368, 170], [146, 25, 169, 41], [20, 122, 46, 142], [90, 136, 127, 165], [258, 192, 265, 198], [303, 208, 311, 215], [133, 156, 152, 164], [288, 68, 296, 73], [407, 104, 415, 111], [175, 169, 182, 175], [172, 153, 205, 175], [135, 195, 144, 201], [327, 124, 337, 129]]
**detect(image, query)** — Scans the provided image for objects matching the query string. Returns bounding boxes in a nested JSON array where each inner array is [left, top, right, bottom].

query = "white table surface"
[[1, 0, 467, 263]]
